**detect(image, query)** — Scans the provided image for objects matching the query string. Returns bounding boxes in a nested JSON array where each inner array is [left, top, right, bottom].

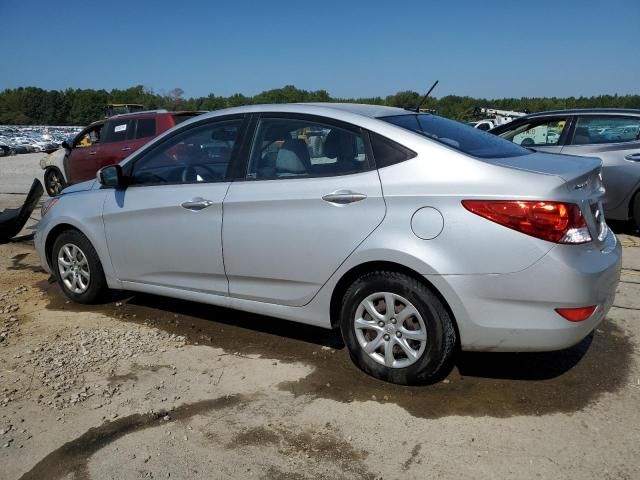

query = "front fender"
[[37, 191, 121, 289]]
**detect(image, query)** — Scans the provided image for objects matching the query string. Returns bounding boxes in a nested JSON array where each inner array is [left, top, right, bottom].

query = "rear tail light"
[[462, 200, 592, 244], [555, 306, 597, 322]]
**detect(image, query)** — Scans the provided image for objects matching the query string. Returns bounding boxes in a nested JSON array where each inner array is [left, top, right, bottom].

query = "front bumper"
[[430, 229, 622, 352], [34, 226, 51, 274]]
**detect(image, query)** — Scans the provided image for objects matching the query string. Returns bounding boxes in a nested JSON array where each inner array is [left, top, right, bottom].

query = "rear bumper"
[[430, 228, 622, 352]]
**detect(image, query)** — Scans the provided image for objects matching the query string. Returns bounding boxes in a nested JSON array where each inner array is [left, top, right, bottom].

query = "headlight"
[[41, 197, 58, 217]]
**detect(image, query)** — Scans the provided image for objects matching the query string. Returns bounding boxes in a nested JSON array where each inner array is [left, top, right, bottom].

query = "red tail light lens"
[[462, 200, 592, 244], [555, 306, 597, 322]]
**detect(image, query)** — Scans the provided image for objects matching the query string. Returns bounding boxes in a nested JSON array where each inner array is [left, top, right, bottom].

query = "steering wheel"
[[180, 164, 220, 183]]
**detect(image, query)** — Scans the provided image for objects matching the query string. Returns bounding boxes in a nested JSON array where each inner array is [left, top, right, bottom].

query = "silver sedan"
[[35, 103, 621, 385]]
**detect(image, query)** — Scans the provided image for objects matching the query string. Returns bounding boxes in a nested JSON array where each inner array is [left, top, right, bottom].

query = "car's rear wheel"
[[52, 230, 107, 304], [44, 167, 65, 196], [630, 191, 640, 232], [339, 271, 456, 385]]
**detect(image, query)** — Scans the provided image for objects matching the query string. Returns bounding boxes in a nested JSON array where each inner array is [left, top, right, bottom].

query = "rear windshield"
[[380, 114, 531, 159]]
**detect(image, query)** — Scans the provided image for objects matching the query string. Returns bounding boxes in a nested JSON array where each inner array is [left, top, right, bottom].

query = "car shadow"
[[609, 219, 638, 236], [41, 281, 632, 418]]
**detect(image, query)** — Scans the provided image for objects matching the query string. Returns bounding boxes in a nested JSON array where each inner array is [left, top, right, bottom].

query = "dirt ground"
[[0, 186, 639, 479]]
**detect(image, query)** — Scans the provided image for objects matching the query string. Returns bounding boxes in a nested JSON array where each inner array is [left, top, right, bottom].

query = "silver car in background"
[[35, 103, 621, 385], [490, 109, 640, 228]]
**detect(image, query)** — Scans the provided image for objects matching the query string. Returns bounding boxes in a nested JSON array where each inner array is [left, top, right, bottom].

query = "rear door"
[[561, 115, 640, 215], [96, 116, 158, 171], [98, 118, 134, 168], [222, 114, 386, 307]]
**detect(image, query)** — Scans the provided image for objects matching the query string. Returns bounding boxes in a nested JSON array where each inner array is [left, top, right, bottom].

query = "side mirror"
[[97, 164, 126, 189], [61, 140, 72, 150]]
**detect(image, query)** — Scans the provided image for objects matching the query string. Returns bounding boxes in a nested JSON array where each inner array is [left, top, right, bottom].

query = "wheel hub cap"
[[57, 243, 90, 294], [353, 292, 427, 369]]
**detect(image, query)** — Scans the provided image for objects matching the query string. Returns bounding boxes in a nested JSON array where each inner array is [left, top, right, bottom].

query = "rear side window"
[[572, 116, 640, 145], [382, 114, 530, 159], [103, 120, 130, 143], [135, 118, 156, 139], [370, 132, 416, 168], [247, 117, 370, 179]]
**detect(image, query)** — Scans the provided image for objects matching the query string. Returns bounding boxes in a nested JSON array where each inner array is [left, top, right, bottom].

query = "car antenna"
[[408, 80, 439, 113]]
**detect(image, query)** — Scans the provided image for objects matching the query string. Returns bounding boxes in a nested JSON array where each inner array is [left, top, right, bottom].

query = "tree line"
[[1, 84, 639, 126]]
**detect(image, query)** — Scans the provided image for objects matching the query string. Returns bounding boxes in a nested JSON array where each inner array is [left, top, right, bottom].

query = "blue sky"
[[1, 0, 639, 99]]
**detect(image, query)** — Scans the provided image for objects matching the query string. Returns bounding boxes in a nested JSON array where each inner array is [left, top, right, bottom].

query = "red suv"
[[63, 110, 204, 185]]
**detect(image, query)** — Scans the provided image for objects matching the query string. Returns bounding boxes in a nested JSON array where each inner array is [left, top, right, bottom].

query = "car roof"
[[521, 108, 640, 119], [192, 103, 411, 123]]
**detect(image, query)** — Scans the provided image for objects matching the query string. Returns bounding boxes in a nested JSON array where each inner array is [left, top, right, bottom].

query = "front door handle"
[[181, 198, 215, 211], [625, 153, 640, 162], [121, 147, 132, 152], [322, 190, 367, 205], [88, 151, 97, 156]]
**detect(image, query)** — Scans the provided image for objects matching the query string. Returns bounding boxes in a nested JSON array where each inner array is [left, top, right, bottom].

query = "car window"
[[571, 116, 640, 145], [130, 119, 243, 186], [135, 118, 156, 139], [73, 124, 103, 148], [382, 114, 530, 159], [103, 120, 131, 143], [370, 132, 416, 168], [499, 118, 568, 147], [247, 118, 369, 179]]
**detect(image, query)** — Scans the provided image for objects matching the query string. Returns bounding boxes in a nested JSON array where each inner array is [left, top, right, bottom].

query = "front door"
[[223, 115, 386, 307], [66, 123, 104, 183], [497, 116, 570, 154], [102, 117, 246, 295]]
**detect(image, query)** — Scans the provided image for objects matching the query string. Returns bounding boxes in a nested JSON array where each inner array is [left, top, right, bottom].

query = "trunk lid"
[[493, 152, 608, 247]]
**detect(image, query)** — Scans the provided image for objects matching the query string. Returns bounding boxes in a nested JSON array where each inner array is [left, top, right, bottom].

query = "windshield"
[[381, 114, 531, 159]]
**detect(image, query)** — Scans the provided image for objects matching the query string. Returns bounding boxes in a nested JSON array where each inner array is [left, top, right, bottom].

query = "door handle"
[[121, 147, 131, 152], [88, 151, 97, 156], [625, 153, 640, 162], [322, 190, 367, 205], [181, 198, 215, 211]]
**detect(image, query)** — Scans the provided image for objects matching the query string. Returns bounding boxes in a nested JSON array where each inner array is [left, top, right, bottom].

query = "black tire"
[[339, 271, 456, 385], [632, 192, 640, 232], [52, 230, 107, 304], [44, 167, 65, 197]]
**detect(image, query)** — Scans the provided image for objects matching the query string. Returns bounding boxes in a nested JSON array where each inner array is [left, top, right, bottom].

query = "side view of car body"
[[35, 103, 621, 385], [490, 109, 640, 227], [40, 110, 204, 196]]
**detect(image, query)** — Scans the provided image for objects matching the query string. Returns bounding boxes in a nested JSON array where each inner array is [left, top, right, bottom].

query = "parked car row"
[[0, 125, 82, 156], [39, 110, 204, 195], [36, 103, 620, 385]]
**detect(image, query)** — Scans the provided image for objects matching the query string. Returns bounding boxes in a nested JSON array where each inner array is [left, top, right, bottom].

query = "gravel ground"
[[0, 168, 639, 479], [0, 153, 47, 195]]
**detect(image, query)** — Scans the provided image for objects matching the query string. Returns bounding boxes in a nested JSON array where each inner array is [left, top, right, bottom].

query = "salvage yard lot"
[[0, 157, 639, 479]]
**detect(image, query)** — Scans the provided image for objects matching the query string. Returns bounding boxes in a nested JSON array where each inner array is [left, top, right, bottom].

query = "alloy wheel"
[[57, 243, 90, 294], [354, 292, 427, 368]]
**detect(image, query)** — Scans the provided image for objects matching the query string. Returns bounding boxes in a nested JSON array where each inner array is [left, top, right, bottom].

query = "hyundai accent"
[[35, 103, 621, 385]]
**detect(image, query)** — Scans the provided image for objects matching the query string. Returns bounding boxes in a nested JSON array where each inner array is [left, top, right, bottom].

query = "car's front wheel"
[[340, 271, 456, 385], [52, 230, 107, 304], [44, 167, 65, 197]]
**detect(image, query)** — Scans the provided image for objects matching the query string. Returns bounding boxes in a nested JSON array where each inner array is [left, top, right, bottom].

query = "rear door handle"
[[625, 153, 640, 161], [121, 147, 132, 152], [181, 198, 215, 211], [322, 190, 367, 205]]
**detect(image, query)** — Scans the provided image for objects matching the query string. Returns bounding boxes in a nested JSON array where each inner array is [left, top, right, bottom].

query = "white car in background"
[[40, 147, 68, 196]]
